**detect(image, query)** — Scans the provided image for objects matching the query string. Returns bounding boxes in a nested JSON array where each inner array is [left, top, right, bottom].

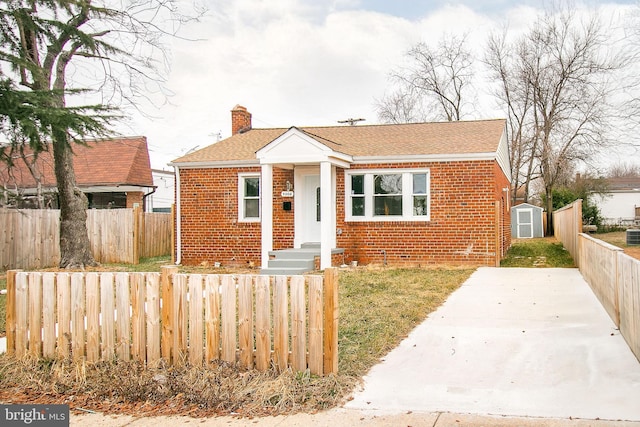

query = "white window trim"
[[238, 173, 261, 222], [345, 168, 431, 222]]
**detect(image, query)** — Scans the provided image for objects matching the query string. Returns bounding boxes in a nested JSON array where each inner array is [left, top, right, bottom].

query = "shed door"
[[517, 208, 534, 238]]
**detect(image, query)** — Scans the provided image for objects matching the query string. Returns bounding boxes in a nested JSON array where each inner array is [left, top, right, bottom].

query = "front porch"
[[261, 243, 345, 275], [257, 127, 353, 271]]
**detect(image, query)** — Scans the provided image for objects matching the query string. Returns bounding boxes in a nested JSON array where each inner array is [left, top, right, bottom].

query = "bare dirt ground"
[[593, 231, 640, 261]]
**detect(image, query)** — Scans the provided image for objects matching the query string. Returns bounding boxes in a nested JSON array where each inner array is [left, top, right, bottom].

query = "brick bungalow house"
[[170, 106, 511, 273], [0, 136, 155, 210]]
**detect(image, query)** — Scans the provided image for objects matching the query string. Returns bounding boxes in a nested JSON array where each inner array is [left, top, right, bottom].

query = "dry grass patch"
[[596, 231, 640, 261], [338, 267, 474, 377], [0, 358, 348, 417], [0, 266, 473, 417]]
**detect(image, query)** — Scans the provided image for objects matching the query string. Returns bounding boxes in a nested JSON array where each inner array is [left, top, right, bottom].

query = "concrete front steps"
[[261, 243, 344, 275]]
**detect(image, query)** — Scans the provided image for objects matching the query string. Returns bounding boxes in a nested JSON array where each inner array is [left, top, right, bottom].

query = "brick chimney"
[[231, 105, 252, 135]]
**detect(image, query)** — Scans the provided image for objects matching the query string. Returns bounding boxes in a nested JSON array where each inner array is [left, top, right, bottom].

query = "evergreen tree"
[[0, 0, 198, 267]]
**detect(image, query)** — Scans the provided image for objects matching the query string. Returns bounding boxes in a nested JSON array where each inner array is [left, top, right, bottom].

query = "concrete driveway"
[[345, 267, 640, 422]]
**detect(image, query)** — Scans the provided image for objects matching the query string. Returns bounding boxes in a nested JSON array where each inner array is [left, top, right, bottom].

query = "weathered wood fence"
[[5, 267, 339, 375], [0, 207, 171, 270], [554, 200, 640, 363]]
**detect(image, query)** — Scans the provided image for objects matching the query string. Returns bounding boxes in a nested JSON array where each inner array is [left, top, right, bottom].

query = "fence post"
[[132, 206, 142, 264], [323, 267, 338, 374], [5, 269, 20, 356], [161, 265, 178, 363], [171, 204, 176, 264]]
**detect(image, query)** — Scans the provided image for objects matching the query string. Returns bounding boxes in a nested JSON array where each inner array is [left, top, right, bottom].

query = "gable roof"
[[171, 119, 507, 165], [0, 136, 154, 190], [512, 202, 544, 212]]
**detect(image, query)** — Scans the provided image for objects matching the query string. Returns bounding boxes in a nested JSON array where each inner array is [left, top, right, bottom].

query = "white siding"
[[595, 192, 640, 224]]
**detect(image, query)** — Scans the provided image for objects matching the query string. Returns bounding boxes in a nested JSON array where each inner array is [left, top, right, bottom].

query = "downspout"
[[174, 165, 181, 265], [142, 186, 157, 212]]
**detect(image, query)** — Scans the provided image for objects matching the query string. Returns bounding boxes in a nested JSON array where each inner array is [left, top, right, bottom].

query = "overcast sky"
[[114, 0, 639, 169]]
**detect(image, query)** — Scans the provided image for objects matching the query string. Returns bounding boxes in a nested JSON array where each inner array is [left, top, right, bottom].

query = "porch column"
[[320, 161, 333, 269], [261, 164, 273, 268]]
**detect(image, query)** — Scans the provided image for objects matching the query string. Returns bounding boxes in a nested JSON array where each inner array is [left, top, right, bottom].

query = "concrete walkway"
[[345, 267, 640, 421]]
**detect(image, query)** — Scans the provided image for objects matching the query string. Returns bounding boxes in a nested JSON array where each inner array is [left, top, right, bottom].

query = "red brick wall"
[[178, 167, 295, 267], [177, 161, 510, 267], [335, 161, 509, 267], [179, 167, 261, 267], [493, 162, 512, 261], [272, 168, 295, 250], [126, 191, 143, 209]]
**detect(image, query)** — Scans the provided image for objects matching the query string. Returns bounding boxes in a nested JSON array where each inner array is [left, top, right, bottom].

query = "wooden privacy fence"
[[555, 201, 640, 363], [553, 199, 582, 265], [0, 207, 171, 270], [5, 267, 339, 375], [577, 235, 640, 362], [578, 235, 622, 325]]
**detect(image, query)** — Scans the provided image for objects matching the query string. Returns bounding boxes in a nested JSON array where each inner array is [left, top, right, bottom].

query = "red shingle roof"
[[172, 119, 507, 164], [0, 136, 153, 189]]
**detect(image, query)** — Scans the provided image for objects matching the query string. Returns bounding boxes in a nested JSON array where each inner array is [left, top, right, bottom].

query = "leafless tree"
[[607, 162, 640, 177], [486, 10, 624, 235], [374, 89, 426, 124], [486, 30, 537, 206], [376, 33, 476, 123]]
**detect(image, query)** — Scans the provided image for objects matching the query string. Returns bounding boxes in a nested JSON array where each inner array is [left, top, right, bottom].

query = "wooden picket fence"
[[4, 267, 339, 375]]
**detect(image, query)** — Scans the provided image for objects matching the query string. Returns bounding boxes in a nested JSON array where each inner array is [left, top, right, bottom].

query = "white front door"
[[301, 174, 321, 243]]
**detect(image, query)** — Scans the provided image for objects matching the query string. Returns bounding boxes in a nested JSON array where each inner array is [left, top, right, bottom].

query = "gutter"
[[142, 185, 157, 210], [174, 165, 181, 265]]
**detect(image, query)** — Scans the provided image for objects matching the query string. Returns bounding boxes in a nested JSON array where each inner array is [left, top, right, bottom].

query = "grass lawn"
[[500, 237, 575, 267]]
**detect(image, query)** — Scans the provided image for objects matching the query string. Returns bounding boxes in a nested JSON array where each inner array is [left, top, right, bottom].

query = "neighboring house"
[[511, 203, 544, 238], [147, 169, 175, 213], [170, 105, 512, 272], [0, 136, 155, 210], [594, 177, 640, 226]]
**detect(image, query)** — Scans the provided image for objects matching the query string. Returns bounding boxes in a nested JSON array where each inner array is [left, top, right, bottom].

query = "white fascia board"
[[80, 185, 154, 193], [18, 185, 153, 195], [15, 186, 58, 195], [169, 160, 260, 169], [352, 152, 498, 164], [605, 189, 640, 193], [259, 153, 352, 168]]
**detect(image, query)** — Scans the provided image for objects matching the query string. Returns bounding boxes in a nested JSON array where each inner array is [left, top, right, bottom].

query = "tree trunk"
[[52, 131, 97, 268], [545, 187, 554, 237]]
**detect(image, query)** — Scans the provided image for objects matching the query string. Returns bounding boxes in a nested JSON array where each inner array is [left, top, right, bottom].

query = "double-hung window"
[[238, 173, 260, 222], [346, 169, 430, 221]]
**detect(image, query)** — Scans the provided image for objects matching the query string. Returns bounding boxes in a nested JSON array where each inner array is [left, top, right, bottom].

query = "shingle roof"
[[606, 177, 640, 192], [171, 119, 507, 164], [0, 136, 154, 189]]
